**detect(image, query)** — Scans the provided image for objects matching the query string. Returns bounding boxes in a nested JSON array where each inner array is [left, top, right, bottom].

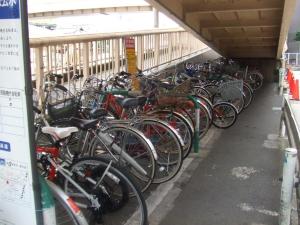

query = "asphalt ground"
[[147, 83, 284, 225]]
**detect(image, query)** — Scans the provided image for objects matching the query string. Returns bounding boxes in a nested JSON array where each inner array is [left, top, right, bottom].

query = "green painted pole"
[[188, 96, 200, 153], [39, 176, 56, 225]]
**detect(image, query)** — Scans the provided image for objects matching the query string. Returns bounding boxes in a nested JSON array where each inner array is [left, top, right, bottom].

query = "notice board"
[[0, 1, 40, 224]]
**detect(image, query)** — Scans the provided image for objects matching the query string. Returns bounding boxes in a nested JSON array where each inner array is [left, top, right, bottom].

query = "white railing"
[[29, 28, 208, 93], [285, 53, 300, 67]]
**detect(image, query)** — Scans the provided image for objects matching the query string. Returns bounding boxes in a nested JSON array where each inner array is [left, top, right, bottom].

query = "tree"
[[296, 32, 300, 41]]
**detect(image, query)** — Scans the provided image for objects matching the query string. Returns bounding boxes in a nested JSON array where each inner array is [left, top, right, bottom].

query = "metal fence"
[[29, 28, 208, 94], [285, 53, 300, 67]]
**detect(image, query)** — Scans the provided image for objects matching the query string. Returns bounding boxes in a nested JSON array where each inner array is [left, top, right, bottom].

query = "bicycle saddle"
[[69, 117, 99, 130], [116, 96, 147, 108], [42, 126, 78, 140]]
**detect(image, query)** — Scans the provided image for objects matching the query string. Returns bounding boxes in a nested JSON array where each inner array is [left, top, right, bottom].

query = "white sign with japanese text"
[[0, 1, 38, 224]]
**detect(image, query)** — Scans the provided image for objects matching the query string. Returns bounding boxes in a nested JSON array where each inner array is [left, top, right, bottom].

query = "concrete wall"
[[161, 50, 278, 83]]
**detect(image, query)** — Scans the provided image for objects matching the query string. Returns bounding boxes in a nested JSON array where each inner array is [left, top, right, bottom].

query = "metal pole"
[[280, 119, 286, 138], [188, 96, 200, 153], [20, 0, 44, 224], [279, 148, 298, 225], [39, 176, 56, 225]]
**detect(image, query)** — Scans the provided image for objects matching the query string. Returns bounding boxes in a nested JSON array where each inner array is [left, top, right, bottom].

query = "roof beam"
[[145, 0, 224, 55], [29, 5, 153, 18], [227, 46, 277, 58], [214, 33, 278, 39], [184, 0, 283, 14], [222, 42, 278, 47], [200, 19, 281, 29]]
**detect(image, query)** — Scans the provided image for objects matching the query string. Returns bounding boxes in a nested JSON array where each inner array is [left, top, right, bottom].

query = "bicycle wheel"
[[90, 125, 156, 193], [247, 71, 263, 90], [192, 86, 212, 101], [212, 89, 244, 114], [212, 102, 238, 129], [133, 118, 183, 183], [147, 109, 194, 159], [193, 95, 213, 117], [180, 100, 212, 139], [46, 180, 88, 225], [203, 83, 219, 97], [64, 157, 148, 225], [243, 82, 254, 109]]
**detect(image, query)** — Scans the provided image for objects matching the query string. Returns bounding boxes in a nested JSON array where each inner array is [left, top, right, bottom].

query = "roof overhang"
[[146, 0, 298, 59]]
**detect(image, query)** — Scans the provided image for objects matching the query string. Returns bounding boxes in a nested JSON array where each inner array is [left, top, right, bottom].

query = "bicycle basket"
[[47, 97, 77, 120]]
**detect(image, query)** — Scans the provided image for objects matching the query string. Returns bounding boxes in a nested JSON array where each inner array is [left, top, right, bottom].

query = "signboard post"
[[124, 37, 140, 90], [0, 0, 42, 224]]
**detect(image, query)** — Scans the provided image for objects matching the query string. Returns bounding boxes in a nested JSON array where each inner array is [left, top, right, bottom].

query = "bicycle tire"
[[243, 82, 254, 109], [89, 124, 156, 193], [132, 118, 184, 183], [180, 99, 212, 139], [64, 157, 148, 225], [212, 102, 238, 129], [247, 71, 263, 90], [147, 109, 194, 159], [46, 179, 88, 225]]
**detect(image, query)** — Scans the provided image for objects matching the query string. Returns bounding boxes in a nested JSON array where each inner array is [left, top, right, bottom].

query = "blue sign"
[[0, 158, 5, 166], [0, 0, 20, 19], [0, 141, 11, 152]]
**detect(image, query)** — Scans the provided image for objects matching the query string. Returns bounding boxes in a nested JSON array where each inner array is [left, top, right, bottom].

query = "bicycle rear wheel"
[[64, 157, 148, 225], [212, 102, 238, 129], [133, 118, 183, 184], [147, 109, 194, 159]]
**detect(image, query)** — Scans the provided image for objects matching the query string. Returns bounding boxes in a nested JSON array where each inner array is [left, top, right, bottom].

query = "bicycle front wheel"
[[90, 125, 156, 193], [64, 157, 148, 225], [42, 178, 88, 225]]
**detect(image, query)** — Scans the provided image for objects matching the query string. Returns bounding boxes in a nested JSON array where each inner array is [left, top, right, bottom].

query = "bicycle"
[[37, 125, 148, 225]]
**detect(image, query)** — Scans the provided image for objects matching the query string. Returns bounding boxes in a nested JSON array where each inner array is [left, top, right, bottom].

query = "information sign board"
[[0, 1, 40, 224]]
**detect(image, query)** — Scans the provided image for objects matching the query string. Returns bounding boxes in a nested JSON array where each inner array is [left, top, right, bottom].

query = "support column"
[[154, 34, 160, 66], [82, 42, 90, 78], [34, 47, 44, 105], [137, 36, 144, 70], [153, 8, 159, 28], [114, 39, 120, 73]]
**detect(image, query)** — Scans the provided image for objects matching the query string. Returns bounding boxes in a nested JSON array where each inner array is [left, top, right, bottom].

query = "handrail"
[[29, 28, 184, 47], [281, 95, 300, 150], [284, 53, 300, 67], [279, 95, 300, 225], [29, 28, 208, 102]]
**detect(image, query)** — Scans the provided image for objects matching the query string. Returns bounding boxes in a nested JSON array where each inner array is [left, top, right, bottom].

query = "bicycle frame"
[[36, 144, 113, 209]]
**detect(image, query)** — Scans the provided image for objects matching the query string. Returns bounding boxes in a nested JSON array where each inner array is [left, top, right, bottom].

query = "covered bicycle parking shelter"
[[0, 0, 299, 225]]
